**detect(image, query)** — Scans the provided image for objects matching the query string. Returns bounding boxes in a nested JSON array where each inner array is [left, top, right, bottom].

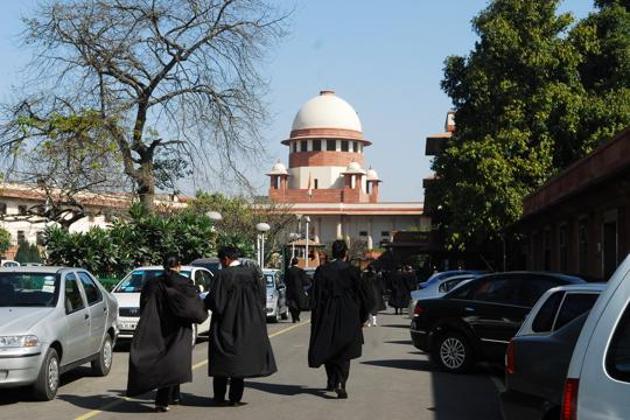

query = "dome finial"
[[320, 89, 335, 96]]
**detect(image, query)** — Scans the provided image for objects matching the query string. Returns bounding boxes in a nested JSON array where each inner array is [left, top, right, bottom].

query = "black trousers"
[[289, 306, 301, 323], [325, 359, 350, 389], [155, 384, 180, 407], [213, 377, 245, 403]]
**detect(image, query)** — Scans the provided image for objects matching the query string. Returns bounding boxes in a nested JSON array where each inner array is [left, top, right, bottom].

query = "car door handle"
[[464, 307, 476, 313], [84, 314, 90, 320]]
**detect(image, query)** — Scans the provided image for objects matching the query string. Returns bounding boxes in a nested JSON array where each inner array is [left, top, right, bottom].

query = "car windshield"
[[0, 273, 59, 307], [265, 274, 275, 288], [114, 269, 192, 293]]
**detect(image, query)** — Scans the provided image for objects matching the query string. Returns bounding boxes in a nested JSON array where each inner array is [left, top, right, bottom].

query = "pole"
[[261, 234, 266, 269], [305, 219, 310, 268], [257, 234, 261, 267]]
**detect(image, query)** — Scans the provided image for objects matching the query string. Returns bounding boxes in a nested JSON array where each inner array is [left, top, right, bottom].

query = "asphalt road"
[[0, 311, 504, 420]]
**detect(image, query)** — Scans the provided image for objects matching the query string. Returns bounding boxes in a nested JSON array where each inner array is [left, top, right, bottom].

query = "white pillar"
[[336, 217, 343, 239], [367, 218, 373, 250]]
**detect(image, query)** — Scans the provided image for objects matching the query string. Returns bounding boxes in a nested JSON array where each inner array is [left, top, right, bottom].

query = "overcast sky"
[[0, 0, 595, 201]]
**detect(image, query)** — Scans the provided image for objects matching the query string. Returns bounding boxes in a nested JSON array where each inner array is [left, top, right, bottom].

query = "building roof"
[[366, 168, 381, 181], [522, 126, 630, 217], [291, 90, 362, 133], [266, 161, 289, 176], [267, 202, 423, 216], [342, 161, 366, 175]]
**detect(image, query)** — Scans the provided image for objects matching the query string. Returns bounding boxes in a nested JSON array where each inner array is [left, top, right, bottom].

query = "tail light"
[[506, 340, 516, 375], [413, 302, 425, 316], [561, 378, 579, 420]]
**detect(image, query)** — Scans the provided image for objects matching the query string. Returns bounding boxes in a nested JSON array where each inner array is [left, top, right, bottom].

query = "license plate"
[[121, 322, 137, 330]]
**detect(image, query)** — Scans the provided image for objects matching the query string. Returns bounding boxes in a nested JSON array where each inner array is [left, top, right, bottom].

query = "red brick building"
[[518, 127, 630, 280]]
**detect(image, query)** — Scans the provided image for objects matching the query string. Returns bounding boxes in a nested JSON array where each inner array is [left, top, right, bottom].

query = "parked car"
[[410, 272, 585, 373], [500, 283, 605, 420], [1, 260, 20, 268], [562, 255, 630, 420], [190, 257, 221, 277], [0, 266, 119, 400], [418, 269, 485, 289], [112, 266, 212, 344], [265, 268, 288, 322], [407, 274, 479, 318]]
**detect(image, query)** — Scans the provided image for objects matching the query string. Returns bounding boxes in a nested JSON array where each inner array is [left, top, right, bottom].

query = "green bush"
[[14, 242, 43, 264], [0, 228, 11, 256], [45, 204, 217, 278]]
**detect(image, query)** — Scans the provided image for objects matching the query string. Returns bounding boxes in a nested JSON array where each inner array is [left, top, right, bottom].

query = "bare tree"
[[2, 0, 287, 210]]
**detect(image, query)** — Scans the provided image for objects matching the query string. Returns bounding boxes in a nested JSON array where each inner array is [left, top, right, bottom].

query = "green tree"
[[0, 228, 12, 256], [186, 192, 295, 260], [434, 0, 585, 250]]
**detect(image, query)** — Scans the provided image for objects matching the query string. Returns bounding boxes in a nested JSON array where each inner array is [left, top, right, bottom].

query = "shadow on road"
[[246, 381, 336, 399], [383, 340, 413, 345], [362, 358, 434, 371], [380, 324, 411, 329]]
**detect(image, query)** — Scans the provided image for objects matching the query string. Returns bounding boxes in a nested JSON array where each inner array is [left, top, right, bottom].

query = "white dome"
[[267, 161, 288, 175], [366, 168, 380, 181], [291, 90, 362, 132]]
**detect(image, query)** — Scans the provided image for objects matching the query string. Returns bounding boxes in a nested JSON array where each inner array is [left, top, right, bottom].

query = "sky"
[[0, 0, 595, 202]]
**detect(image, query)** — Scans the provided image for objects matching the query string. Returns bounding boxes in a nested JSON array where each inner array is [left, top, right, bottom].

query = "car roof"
[[191, 257, 220, 263], [547, 283, 607, 293], [478, 271, 586, 283], [131, 265, 199, 271]]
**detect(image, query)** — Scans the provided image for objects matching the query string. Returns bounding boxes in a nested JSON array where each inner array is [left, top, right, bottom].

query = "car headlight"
[[0, 335, 41, 349]]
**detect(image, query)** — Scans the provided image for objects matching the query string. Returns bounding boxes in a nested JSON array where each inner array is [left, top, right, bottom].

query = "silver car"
[[407, 274, 477, 317], [0, 267, 119, 400], [265, 269, 288, 322]]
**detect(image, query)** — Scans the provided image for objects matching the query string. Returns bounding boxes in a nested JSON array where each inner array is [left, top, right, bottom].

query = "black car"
[[500, 283, 603, 420], [191, 257, 221, 276], [410, 272, 585, 373]]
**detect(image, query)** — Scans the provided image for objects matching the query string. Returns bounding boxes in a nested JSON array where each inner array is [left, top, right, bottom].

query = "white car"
[[1, 260, 20, 268], [264, 269, 288, 322], [563, 254, 630, 420], [112, 266, 213, 344], [406, 274, 477, 318]]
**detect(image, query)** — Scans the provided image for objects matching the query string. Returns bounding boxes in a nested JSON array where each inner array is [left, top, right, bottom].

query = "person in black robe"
[[388, 266, 412, 315], [308, 240, 374, 399], [285, 258, 308, 323], [204, 246, 277, 406], [363, 266, 386, 327], [127, 256, 208, 412]]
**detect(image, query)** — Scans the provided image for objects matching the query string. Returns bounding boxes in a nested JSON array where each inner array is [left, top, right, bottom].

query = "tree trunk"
[[136, 158, 155, 212]]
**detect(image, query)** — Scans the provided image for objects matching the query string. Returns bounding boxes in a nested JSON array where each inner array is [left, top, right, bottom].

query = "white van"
[[563, 254, 630, 420]]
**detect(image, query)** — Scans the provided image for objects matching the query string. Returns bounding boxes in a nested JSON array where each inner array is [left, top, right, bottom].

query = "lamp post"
[[304, 216, 311, 268], [289, 232, 300, 260], [256, 222, 271, 268]]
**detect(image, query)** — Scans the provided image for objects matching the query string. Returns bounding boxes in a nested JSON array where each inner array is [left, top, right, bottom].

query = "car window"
[[265, 273, 275, 288], [78, 272, 102, 306], [468, 277, 519, 305], [532, 291, 564, 333], [65, 273, 86, 314], [0, 273, 59, 307], [516, 277, 561, 307], [114, 269, 192, 293], [606, 302, 630, 383], [440, 278, 468, 293], [554, 293, 599, 331]]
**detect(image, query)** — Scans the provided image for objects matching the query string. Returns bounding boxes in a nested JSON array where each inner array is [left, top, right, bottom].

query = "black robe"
[[308, 260, 374, 368], [127, 272, 208, 397], [363, 271, 386, 313], [204, 264, 277, 378], [285, 266, 308, 311], [388, 271, 412, 309]]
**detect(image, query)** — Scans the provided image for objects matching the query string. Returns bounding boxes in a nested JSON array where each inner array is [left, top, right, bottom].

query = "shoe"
[[335, 387, 348, 399], [155, 406, 170, 412], [171, 398, 181, 406], [228, 401, 246, 407], [212, 397, 227, 406]]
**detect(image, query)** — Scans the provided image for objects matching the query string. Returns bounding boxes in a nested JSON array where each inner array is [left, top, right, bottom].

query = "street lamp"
[[256, 222, 271, 268], [304, 216, 311, 268], [206, 211, 223, 222], [288, 232, 300, 260]]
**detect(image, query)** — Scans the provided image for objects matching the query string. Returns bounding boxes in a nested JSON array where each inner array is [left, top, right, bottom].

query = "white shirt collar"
[[229, 260, 241, 267]]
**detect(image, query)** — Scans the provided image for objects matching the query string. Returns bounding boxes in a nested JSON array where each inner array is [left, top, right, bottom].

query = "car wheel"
[[280, 308, 289, 321], [432, 332, 474, 373], [269, 304, 279, 323], [91, 335, 113, 377], [33, 348, 60, 401]]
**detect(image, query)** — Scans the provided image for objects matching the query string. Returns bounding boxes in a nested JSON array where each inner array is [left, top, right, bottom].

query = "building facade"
[[518, 127, 630, 280], [266, 90, 427, 257]]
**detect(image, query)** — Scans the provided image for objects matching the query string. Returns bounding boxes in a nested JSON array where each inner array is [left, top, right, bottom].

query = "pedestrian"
[[363, 266, 386, 327], [204, 246, 277, 406], [285, 257, 308, 323], [388, 266, 411, 315], [308, 240, 374, 399], [127, 255, 208, 413]]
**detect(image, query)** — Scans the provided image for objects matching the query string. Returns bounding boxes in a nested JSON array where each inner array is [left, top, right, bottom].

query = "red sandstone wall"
[[289, 151, 364, 168]]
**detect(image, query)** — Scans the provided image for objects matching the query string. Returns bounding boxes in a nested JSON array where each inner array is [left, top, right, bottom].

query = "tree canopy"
[[2, 0, 287, 210], [433, 0, 630, 251]]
